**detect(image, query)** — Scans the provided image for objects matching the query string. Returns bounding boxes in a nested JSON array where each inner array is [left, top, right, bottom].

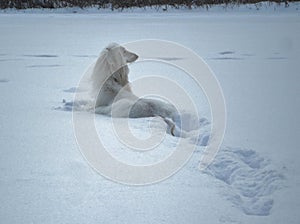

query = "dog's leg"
[[163, 117, 189, 138], [162, 117, 176, 136], [95, 105, 112, 115]]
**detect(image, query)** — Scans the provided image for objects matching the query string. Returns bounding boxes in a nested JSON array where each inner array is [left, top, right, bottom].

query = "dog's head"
[[104, 43, 138, 90], [91, 43, 138, 98], [104, 43, 138, 73]]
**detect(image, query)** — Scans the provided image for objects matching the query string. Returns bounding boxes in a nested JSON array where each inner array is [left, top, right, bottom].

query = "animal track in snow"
[[205, 147, 284, 216]]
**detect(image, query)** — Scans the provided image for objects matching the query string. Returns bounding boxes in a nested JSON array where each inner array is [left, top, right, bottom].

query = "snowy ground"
[[0, 4, 300, 224]]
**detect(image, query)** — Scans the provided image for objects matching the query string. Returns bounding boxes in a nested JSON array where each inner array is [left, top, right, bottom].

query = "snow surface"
[[0, 5, 299, 224]]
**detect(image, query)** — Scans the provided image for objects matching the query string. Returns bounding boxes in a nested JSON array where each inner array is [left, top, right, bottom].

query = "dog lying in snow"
[[90, 43, 179, 135]]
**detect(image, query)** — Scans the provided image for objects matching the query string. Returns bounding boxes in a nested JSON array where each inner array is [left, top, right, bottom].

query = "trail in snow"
[[205, 147, 285, 216]]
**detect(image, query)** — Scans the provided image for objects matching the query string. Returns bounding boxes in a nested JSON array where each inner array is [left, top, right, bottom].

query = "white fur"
[[91, 43, 179, 134]]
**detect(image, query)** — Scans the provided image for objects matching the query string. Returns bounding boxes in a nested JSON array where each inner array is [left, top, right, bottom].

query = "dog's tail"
[[162, 117, 175, 136], [162, 117, 188, 138]]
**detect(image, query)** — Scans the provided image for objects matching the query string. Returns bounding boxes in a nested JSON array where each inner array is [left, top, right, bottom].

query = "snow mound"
[[205, 147, 284, 216]]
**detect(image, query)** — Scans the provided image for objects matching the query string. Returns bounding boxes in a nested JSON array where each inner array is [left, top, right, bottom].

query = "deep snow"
[[0, 5, 299, 224]]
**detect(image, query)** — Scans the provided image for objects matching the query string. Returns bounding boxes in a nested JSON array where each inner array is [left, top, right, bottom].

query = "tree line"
[[0, 0, 294, 10]]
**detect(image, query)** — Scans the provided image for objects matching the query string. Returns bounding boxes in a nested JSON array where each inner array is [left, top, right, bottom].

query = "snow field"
[[0, 8, 299, 223]]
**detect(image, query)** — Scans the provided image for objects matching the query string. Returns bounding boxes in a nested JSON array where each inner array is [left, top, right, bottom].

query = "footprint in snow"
[[205, 147, 284, 216]]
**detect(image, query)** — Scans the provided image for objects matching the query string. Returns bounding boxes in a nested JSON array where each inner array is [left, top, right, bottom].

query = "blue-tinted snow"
[[0, 5, 299, 224]]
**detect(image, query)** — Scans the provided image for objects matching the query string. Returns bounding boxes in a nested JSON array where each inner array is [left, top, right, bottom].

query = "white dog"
[[90, 43, 179, 135]]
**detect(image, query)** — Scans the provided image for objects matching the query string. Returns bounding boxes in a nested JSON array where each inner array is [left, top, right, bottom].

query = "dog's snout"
[[127, 53, 138, 63], [132, 53, 138, 62]]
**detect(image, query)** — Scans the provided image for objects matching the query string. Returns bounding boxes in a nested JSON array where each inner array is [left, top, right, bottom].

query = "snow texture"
[[0, 4, 299, 224], [205, 147, 284, 216]]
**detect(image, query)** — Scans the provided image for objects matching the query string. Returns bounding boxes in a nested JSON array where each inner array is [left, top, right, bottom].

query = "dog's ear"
[[105, 47, 126, 74], [105, 48, 115, 67]]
